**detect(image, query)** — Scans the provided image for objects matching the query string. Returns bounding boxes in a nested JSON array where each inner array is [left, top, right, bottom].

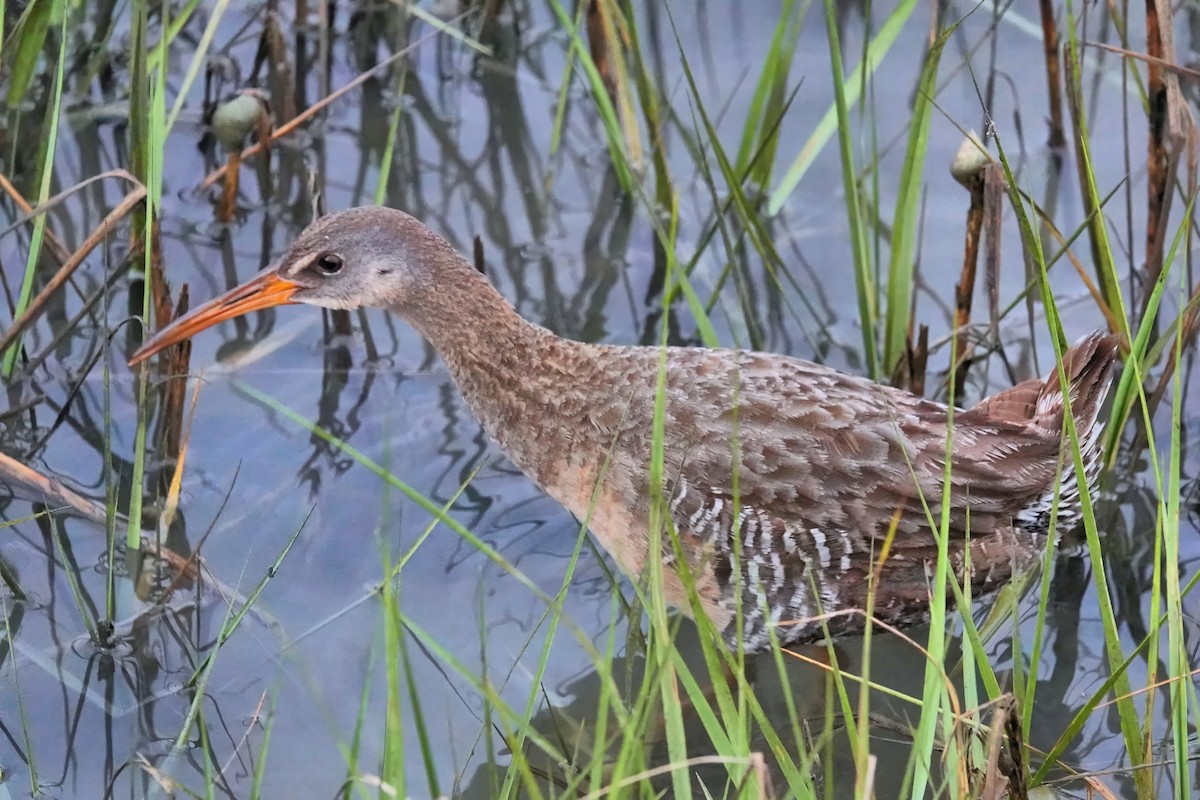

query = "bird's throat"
[[401, 259, 586, 490]]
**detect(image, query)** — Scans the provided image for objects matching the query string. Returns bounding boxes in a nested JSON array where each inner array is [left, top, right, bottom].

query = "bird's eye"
[[315, 254, 344, 275]]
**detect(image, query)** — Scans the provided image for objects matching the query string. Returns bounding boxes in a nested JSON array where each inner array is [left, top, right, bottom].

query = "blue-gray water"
[[1, 3, 1198, 797]]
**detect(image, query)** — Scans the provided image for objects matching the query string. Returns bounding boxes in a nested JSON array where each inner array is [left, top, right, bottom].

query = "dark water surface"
[[2, 3, 1198, 797]]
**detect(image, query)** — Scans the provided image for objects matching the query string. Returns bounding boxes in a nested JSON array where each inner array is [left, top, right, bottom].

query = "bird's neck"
[[401, 256, 588, 489]]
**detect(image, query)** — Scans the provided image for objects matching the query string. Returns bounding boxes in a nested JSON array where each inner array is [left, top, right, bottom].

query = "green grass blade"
[[907, 326, 960, 800], [733, 0, 804, 187], [1102, 191, 1197, 463], [248, 687, 279, 800], [164, 0, 232, 134], [820, 0, 878, 378], [46, 516, 98, 641], [2, 0, 66, 376], [544, 0, 635, 192], [379, 547, 405, 796], [991, 128, 1148, 796], [1163, 228, 1188, 800], [341, 640, 378, 800], [2, 599, 37, 794], [881, 24, 952, 376], [3, 0, 54, 109], [767, 0, 918, 215]]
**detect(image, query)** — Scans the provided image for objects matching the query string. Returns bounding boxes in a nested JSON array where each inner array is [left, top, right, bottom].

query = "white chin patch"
[[300, 296, 357, 310]]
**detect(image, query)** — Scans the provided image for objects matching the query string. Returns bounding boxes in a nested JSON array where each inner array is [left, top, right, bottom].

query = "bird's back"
[[534, 333, 1120, 649]]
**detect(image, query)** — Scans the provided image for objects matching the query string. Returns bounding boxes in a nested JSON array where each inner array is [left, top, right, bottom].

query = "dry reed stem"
[[783, 608, 973, 795], [1031, 205, 1121, 332], [0, 450, 109, 523], [586, 0, 616, 100], [1086, 41, 1200, 81], [262, 10, 297, 125], [983, 165, 1004, 334], [473, 234, 486, 274], [1047, 769, 1128, 800], [979, 695, 1027, 800], [0, 169, 144, 239], [151, 230, 191, 468], [210, 689, 269, 775], [219, 150, 241, 222], [199, 22, 458, 190], [954, 164, 985, 393], [0, 171, 73, 265], [904, 324, 929, 396], [1136, 122, 1199, 426], [1038, 0, 1065, 149], [216, 689, 269, 785], [131, 754, 180, 795], [21, 264, 128, 375], [0, 186, 147, 357], [1142, 0, 1189, 324]]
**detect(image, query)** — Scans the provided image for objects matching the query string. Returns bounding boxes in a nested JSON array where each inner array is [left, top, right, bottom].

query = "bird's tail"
[[966, 331, 1122, 439], [1028, 331, 1122, 444], [960, 332, 1122, 535], [1027, 331, 1122, 531]]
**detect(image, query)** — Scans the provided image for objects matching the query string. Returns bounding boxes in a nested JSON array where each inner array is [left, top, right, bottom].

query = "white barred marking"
[[782, 526, 799, 554], [810, 528, 832, 568], [769, 553, 785, 592], [671, 482, 688, 513]]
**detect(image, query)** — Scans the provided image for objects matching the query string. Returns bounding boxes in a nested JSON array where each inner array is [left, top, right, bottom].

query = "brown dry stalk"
[[983, 165, 1004, 334], [1133, 117, 1200, 430], [0, 450, 109, 523], [0, 171, 73, 265], [954, 167, 985, 393], [586, 0, 616, 100], [1003, 697, 1027, 800], [978, 695, 1029, 800], [200, 22, 454, 190], [263, 10, 297, 125], [1037, 0, 1065, 149], [0, 169, 143, 239], [1, 451, 267, 636], [159, 378, 203, 535], [218, 690, 270, 785], [0, 186, 147, 358], [979, 696, 1009, 800], [1027, 200, 1122, 333], [1087, 40, 1200, 81], [905, 324, 929, 397], [151, 229, 191, 468], [1143, 0, 1189, 323], [219, 149, 241, 222]]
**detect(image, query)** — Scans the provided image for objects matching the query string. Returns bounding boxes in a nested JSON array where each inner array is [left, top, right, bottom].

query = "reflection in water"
[[0, 2, 1198, 798]]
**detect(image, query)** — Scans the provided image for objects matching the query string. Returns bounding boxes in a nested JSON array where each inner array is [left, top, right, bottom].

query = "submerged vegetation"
[[0, 1, 1198, 798]]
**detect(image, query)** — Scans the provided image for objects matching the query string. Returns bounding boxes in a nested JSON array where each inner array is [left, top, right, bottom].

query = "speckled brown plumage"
[[131, 207, 1122, 651]]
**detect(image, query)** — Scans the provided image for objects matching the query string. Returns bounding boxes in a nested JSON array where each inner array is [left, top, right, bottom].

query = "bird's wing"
[[662, 350, 1067, 544]]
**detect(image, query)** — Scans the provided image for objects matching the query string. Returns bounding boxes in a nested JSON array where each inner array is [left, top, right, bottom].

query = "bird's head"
[[129, 206, 459, 365]]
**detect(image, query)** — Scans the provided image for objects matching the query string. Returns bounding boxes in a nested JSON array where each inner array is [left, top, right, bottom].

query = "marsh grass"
[[1, 2, 1198, 798]]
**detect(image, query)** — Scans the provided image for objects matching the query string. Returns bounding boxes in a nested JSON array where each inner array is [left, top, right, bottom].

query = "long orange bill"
[[128, 270, 300, 366]]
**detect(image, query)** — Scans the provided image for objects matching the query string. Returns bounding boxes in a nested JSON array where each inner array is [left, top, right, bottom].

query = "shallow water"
[[2, 2, 1199, 797]]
